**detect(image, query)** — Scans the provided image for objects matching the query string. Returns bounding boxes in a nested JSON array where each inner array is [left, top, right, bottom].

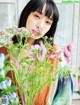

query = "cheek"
[[41, 26, 51, 37], [44, 25, 51, 34], [26, 19, 32, 29], [26, 16, 36, 30]]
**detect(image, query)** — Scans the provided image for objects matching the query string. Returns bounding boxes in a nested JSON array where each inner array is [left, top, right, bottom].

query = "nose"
[[36, 20, 44, 30]]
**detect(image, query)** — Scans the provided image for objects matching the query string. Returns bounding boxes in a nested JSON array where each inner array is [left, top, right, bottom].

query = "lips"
[[32, 29, 42, 36]]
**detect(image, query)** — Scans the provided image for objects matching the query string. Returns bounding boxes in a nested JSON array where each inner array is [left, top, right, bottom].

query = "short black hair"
[[12, 0, 59, 44]]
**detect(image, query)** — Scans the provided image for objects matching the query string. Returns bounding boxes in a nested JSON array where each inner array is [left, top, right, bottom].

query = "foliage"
[[0, 26, 72, 105]]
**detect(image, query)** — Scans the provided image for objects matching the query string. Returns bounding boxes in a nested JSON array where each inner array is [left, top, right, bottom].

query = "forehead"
[[33, 3, 54, 20]]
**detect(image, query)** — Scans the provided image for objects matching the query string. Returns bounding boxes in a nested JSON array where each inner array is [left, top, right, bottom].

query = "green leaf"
[[0, 77, 4, 82], [3, 66, 12, 75], [7, 85, 18, 92]]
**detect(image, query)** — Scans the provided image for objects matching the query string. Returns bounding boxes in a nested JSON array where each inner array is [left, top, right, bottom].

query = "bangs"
[[32, 2, 54, 20]]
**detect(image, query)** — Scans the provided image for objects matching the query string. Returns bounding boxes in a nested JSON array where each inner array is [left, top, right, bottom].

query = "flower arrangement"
[[0, 26, 73, 105]]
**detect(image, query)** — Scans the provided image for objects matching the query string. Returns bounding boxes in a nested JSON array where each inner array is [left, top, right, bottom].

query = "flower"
[[0, 53, 5, 61], [0, 62, 4, 69], [30, 42, 47, 62], [48, 51, 62, 59], [0, 81, 7, 89], [0, 53, 5, 69], [8, 92, 19, 103], [67, 43, 73, 53], [0, 27, 73, 105], [12, 92, 17, 97], [38, 42, 47, 62], [5, 79, 12, 87], [0, 52, 19, 104], [0, 69, 5, 77], [1, 95, 9, 105], [1, 93, 19, 105], [0, 79, 11, 89], [64, 43, 73, 64]]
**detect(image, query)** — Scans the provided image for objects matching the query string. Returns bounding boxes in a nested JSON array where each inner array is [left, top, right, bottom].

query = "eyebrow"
[[36, 11, 53, 21]]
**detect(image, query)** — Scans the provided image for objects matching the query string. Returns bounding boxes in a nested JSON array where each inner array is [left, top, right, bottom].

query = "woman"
[[1, 0, 73, 105], [12, 0, 59, 45]]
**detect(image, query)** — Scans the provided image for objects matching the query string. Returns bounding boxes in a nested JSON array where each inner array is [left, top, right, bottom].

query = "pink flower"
[[30, 42, 47, 62], [67, 43, 73, 53], [64, 43, 73, 64], [38, 42, 47, 62], [31, 44, 40, 50], [48, 51, 62, 59], [30, 44, 41, 58], [64, 48, 71, 58]]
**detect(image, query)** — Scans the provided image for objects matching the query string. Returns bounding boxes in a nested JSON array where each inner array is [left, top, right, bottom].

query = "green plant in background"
[[0, 26, 73, 105]]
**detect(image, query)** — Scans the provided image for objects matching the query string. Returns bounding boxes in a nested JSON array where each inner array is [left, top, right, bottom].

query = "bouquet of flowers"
[[0, 26, 73, 105]]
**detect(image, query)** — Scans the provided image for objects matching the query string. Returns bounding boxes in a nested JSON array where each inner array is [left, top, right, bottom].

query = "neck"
[[27, 37, 35, 45]]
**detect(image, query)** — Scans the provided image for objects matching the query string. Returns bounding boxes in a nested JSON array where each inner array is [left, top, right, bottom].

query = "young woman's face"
[[26, 4, 53, 40]]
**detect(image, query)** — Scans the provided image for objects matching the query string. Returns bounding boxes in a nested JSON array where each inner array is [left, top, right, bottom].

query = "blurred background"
[[0, 0, 80, 99]]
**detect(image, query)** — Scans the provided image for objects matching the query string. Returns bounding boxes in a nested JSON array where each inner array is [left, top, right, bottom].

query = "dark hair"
[[12, 0, 59, 44]]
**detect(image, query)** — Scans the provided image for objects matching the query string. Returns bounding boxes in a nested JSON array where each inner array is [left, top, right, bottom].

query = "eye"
[[34, 14, 40, 19], [46, 21, 52, 25]]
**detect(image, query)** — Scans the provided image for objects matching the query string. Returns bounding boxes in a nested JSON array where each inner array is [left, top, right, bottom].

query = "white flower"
[[0, 53, 5, 61], [0, 79, 11, 89], [11, 92, 19, 103], [0, 53, 5, 69], [2, 95, 9, 105], [0, 62, 4, 69], [8, 95, 19, 103], [8, 96, 14, 103], [12, 92, 17, 98], [5, 79, 12, 87], [14, 97, 19, 102], [0, 81, 7, 89], [0, 69, 5, 77]]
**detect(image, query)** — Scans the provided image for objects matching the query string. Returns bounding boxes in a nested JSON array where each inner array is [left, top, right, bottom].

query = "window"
[[0, 0, 17, 30]]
